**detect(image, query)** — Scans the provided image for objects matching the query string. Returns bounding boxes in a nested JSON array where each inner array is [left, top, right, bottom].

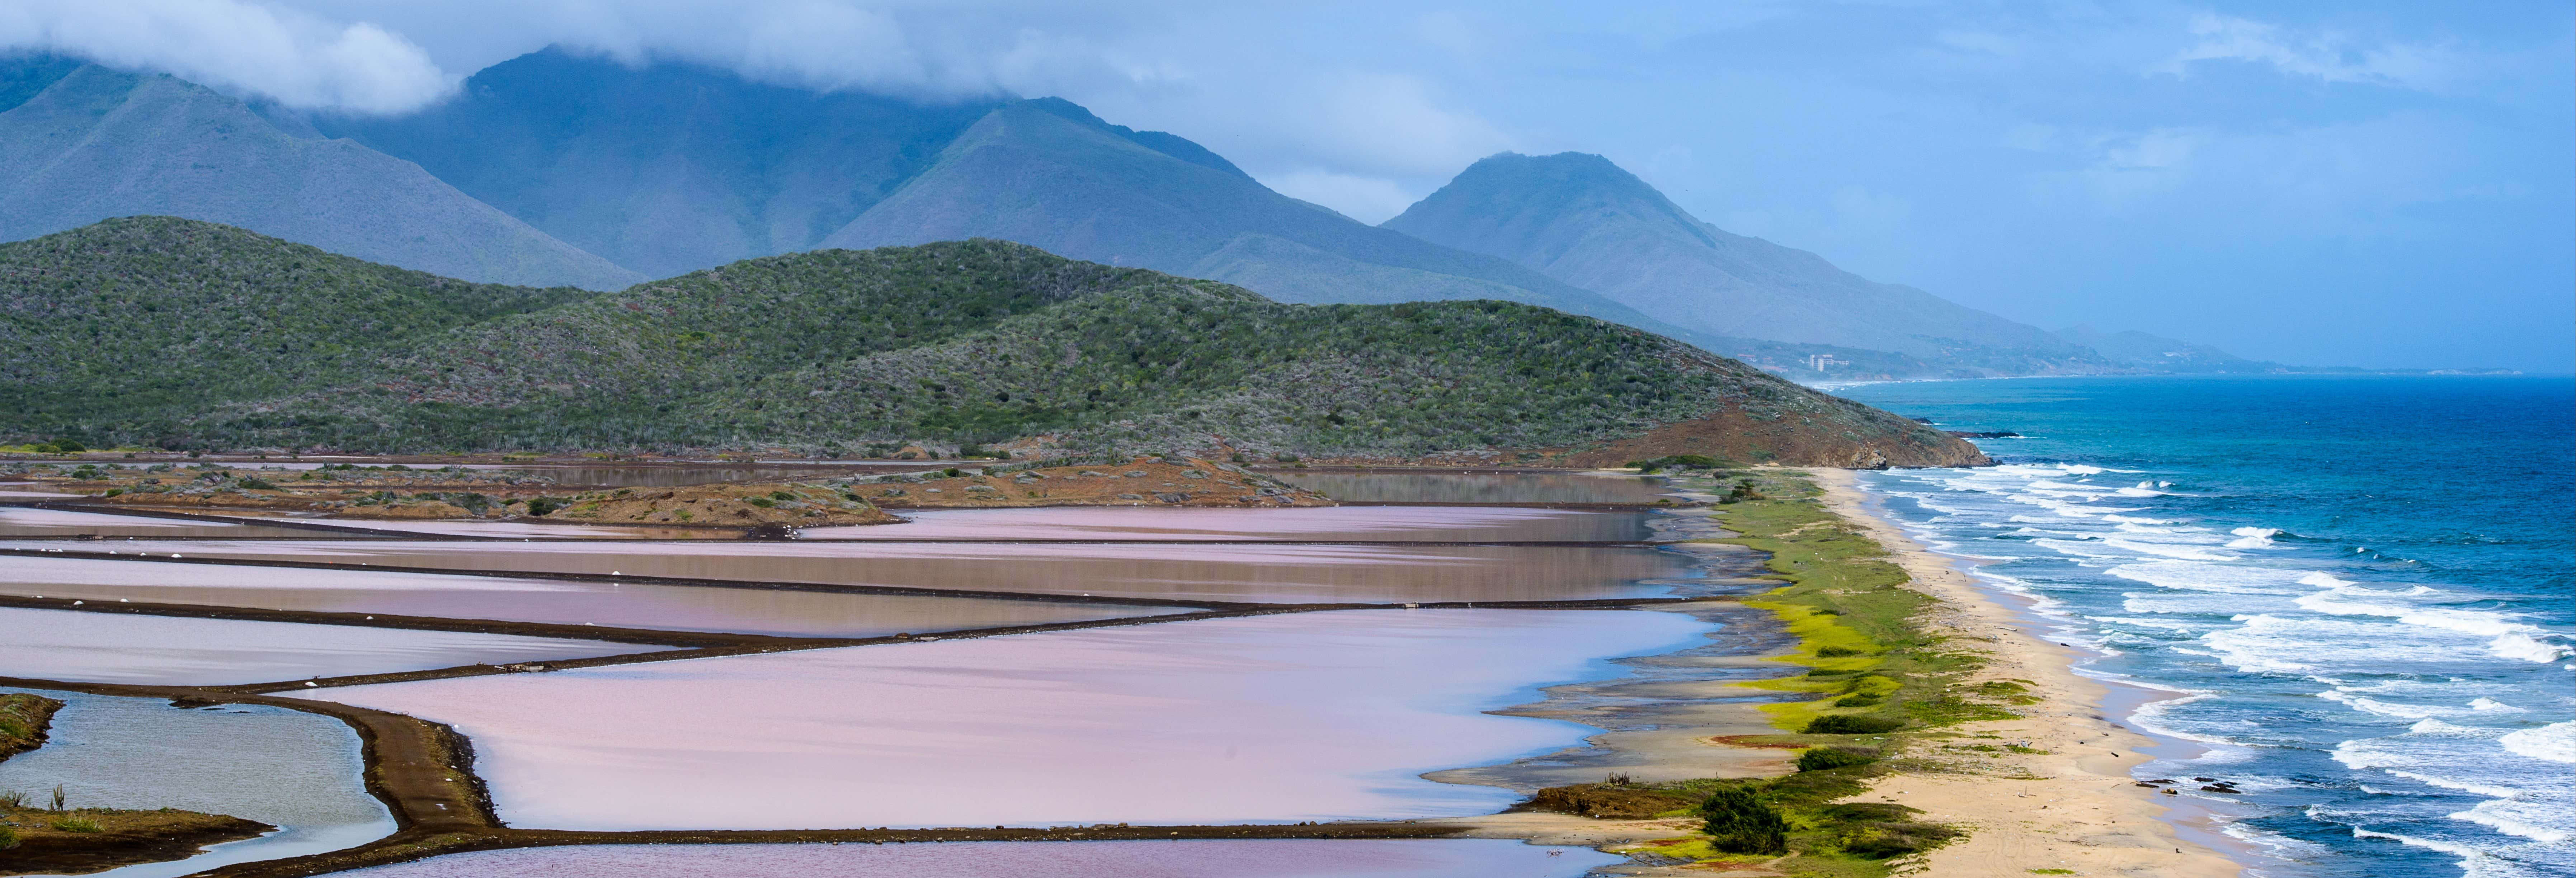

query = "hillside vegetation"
[[2, 218, 1982, 466]]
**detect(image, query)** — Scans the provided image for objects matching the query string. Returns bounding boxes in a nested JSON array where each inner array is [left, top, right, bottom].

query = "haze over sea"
[[1836, 375, 2574, 878]]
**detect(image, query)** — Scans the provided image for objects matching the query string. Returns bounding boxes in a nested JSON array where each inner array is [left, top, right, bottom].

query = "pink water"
[[0, 507, 324, 539], [0, 556, 1184, 637], [306, 609, 1714, 829], [330, 840, 1623, 877], [0, 607, 664, 685], [800, 505, 1651, 542], [22, 540, 1693, 603]]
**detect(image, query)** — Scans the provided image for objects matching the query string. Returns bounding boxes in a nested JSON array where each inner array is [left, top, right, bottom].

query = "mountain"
[[0, 55, 642, 291], [323, 51, 1705, 344], [2053, 326, 2274, 373], [0, 218, 1983, 468], [313, 48, 1003, 280], [816, 99, 1704, 339], [1382, 152, 2101, 374]]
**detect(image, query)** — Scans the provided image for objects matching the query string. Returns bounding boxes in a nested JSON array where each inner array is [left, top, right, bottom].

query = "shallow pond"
[[306, 608, 1718, 830], [0, 688, 394, 877], [330, 839, 1623, 877], [0, 607, 666, 685], [1267, 471, 1675, 504], [0, 556, 1186, 638], [23, 541, 1701, 604], [0, 508, 325, 540], [801, 505, 1657, 542]]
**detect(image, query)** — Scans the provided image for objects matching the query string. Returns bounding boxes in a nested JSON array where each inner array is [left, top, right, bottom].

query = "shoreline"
[[1805, 467, 2242, 877]]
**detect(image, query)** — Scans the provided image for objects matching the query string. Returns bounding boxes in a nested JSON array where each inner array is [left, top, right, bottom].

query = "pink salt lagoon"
[[799, 505, 1654, 542], [0, 555, 1186, 637], [306, 608, 1714, 830], [0, 606, 664, 685], [23, 539, 1697, 603], [0, 506, 324, 539], [333, 840, 1624, 877]]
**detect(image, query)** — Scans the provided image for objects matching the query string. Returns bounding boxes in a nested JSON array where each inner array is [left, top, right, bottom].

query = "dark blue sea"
[[1834, 375, 2574, 878]]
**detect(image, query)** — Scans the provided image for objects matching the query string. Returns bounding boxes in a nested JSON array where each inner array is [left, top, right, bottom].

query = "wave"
[[2502, 722, 2574, 764], [2227, 527, 2280, 549]]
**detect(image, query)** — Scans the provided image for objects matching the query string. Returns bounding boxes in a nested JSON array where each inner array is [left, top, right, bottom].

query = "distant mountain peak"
[[1385, 150, 2090, 372]]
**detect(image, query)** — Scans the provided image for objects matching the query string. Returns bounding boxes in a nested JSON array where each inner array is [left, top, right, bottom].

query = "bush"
[[524, 497, 561, 516], [1815, 646, 1868, 657], [746, 497, 775, 508], [1837, 821, 1960, 858], [236, 477, 281, 491], [1806, 715, 1907, 735], [0, 825, 15, 849], [769, 491, 798, 501], [1796, 746, 1881, 772], [50, 816, 102, 833], [1698, 785, 1788, 854]]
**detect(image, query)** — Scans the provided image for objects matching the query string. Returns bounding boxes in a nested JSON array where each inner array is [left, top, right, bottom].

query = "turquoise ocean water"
[[1834, 375, 2573, 878]]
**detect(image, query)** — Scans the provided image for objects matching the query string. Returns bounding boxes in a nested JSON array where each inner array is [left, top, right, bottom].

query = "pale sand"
[[1447, 469, 2246, 877], [1805, 467, 2241, 878]]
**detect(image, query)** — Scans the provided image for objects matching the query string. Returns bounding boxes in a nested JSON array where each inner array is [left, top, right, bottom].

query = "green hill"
[[1, 218, 1984, 467]]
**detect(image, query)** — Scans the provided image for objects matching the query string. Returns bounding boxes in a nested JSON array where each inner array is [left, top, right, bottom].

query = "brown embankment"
[[0, 807, 273, 877]]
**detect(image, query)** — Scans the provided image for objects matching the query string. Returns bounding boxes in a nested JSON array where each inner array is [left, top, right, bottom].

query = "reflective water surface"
[[22, 541, 1700, 604], [331, 840, 1623, 878], [0, 607, 665, 685], [0, 688, 395, 878], [0, 508, 324, 540], [801, 505, 1656, 542], [307, 609, 1716, 830], [0, 557, 1184, 637]]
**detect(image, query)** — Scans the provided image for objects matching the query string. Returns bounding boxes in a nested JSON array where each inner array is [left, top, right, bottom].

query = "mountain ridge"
[[1383, 151, 2104, 374], [0, 55, 644, 291], [0, 217, 1985, 468]]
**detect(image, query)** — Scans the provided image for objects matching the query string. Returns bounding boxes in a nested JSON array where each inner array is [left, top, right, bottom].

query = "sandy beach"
[[1804, 467, 2242, 878]]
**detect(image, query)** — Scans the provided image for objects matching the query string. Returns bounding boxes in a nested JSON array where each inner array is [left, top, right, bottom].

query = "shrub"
[[1837, 821, 1960, 858], [942, 467, 963, 477], [236, 477, 281, 491], [769, 491, 797, 501], [50, 816, 102, 833], [746, 497, 775, 508], [524, 497, 561, 516], [1796, 746, 1881, 772], [1698, 785, 1788, 854], [1815, 646, 1868, 657], [0, 825, 15, 849], [1806, 715, 1906, 735]]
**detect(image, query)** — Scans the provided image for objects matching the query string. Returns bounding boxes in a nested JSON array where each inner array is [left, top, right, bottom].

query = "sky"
[[3, 1, 2568, 372]]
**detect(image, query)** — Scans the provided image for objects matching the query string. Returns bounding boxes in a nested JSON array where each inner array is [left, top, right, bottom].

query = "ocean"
[[1832, 375, 2575, 878]]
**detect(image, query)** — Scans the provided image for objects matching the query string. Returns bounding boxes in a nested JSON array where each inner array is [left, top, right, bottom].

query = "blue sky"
[[6, 1, 2568, 370]]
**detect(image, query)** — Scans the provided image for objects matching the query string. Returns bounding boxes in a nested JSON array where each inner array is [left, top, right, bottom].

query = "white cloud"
[[1261, 169, 1424, 224], [2157, 14, 2449, 90], [0, 0, 452, 113]]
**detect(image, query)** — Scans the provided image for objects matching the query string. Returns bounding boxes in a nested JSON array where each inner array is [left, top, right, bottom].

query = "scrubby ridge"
[[3, 218, 1983, 467]]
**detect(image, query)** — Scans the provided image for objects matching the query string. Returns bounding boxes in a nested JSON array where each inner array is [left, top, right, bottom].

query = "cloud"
[[1262, 169, 1424, 224], [0, 0, 452, 113], [2156, 14, 2448, 89]]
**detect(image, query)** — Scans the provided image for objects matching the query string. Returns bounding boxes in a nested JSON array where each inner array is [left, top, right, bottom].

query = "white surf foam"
[[2501, 722, 2574, 764]]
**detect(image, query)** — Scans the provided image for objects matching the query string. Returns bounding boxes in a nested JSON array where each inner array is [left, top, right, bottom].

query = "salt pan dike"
[[0, 555, 1187, 638], [333, 839, 1622, 878], [13, 539, 1701, 604], [303, 608, 1716, 830], [0, 506, 325, 539], [1839, 374, 2575, 878], [0, 606, 664, 685], [797, 505, 1658, 542]]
